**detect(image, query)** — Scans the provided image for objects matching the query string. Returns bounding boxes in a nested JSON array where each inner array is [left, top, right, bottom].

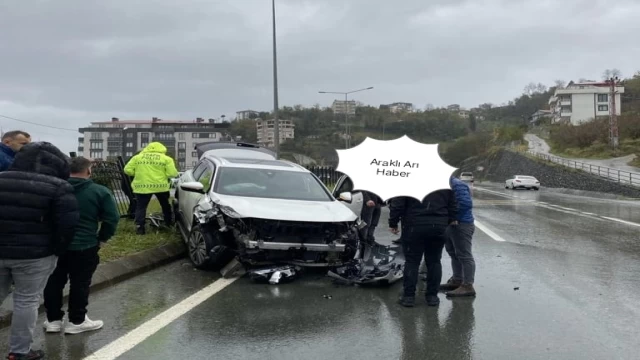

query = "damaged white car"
[[173, 142, 364, 271]]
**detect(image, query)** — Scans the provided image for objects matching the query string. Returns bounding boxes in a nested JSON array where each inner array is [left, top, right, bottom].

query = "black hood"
[[9, 141, 71, 180]]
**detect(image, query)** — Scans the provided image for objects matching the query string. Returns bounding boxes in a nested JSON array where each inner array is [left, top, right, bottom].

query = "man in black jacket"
[[389, 189, 458, 307], [0, 142, 79, 360]]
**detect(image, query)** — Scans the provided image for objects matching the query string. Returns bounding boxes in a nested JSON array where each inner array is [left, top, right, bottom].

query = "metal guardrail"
[[521, 150, 640, 188]]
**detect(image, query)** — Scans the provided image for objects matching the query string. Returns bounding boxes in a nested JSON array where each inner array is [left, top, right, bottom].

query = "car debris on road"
[[327, 242, 404, 286]]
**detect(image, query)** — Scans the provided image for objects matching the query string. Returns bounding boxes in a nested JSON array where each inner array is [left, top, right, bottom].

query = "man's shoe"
[[64, 316, 104, 334], [135, 226, 146, 235], [439, 277, 462, 292], [446, 283, 476, 297], [391, 238, 402, 245], [43, 319, 63, 333], [426, 295, 440, 307], [397, 296, 415, 307], [7, 350, 45, 360]]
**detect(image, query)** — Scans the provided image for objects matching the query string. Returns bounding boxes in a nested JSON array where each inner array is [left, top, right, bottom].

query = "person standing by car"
[[0, 142, 79, 360], [0, 130, 31, 172], [124, 142, 178, 235], [359, 191, 385, 243], [389, 189, 458, 307], [440, 176, 477, 297], [43, 156, 120, 335]]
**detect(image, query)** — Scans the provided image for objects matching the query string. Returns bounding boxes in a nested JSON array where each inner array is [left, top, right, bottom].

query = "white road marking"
[[475, 220, 507, 242], [601, 216, 640, 228], [474, 187, 640, 228], [83, 276, 240, 360]]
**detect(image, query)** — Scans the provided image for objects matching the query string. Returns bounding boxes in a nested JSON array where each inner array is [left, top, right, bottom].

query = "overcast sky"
[[1, 0, 640, 153]]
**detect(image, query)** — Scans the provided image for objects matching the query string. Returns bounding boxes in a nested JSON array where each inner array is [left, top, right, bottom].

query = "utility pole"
[[271, 0, 280, 159], [608, 76, 620, 151], [318, 86, 374, 149]]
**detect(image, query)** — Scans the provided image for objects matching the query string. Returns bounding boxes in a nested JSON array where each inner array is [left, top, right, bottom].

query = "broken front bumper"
[[244, 239, 346, 252]]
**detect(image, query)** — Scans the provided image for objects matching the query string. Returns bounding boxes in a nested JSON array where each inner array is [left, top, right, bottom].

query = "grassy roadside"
[[547, 138, 640, 162], [99, 199, 182, 263]]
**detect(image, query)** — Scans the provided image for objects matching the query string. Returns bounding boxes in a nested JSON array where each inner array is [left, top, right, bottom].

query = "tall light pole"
[[318, 86, 373, 148], [271, 0, 280, 159]]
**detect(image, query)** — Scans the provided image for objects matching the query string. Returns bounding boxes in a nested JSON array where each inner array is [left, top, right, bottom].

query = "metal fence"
[[307, 166, 342, 188], [86, 157, 136, 218], [521, 149, 640, 188]]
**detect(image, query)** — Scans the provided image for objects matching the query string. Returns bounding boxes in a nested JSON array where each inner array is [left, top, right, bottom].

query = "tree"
[[554, 79, 566, 88], [229, 119, 257, 143], [602, 68, 622, 80]]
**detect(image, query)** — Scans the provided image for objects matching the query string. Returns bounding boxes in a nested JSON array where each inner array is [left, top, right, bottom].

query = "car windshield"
[[517, 176, 536, 180], [213, 167, 333, 201]]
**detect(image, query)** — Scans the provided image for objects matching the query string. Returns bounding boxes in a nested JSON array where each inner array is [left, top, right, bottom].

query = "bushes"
[[549, 118, 609, 151]]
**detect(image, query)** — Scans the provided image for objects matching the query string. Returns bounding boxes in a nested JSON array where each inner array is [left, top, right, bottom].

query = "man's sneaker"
[[397, 296, 415, 307], [426, 295, 440, 307], [64, 316, 104, 334], [43, 319, 63, 333], [446, 283, 477, 297], [6, 350, 45, 360], [439, 277, 462, 292]]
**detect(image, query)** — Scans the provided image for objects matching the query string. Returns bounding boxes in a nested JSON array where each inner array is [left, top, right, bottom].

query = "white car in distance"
[[505, 175, 540, 190]]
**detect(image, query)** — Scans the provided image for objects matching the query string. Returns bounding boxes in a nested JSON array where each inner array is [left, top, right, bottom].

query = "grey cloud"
[[1, 0, 640, 153]]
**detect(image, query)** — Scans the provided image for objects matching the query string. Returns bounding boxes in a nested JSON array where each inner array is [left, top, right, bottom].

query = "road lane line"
[[83, 276, 240, 360], [475, 220, 506, 242], [474, 186, 640, 228]]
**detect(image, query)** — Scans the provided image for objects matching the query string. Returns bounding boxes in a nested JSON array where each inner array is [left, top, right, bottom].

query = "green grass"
[[100, 199, 182, 263], [550, 138, 640, 160], [630, 156, 640, 168]]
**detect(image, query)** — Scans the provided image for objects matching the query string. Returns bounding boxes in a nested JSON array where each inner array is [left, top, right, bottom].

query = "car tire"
[[534, 187, 539, 191], [187, 224, 236, 271]]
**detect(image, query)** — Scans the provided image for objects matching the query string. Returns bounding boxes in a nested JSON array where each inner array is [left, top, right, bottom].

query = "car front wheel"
[[187, 224, 236, 270]]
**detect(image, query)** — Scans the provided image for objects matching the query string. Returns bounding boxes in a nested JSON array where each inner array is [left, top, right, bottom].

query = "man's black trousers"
[[134, 191, 173, 227], [44, 246, 100, 324], [401, 224, 448, 297]]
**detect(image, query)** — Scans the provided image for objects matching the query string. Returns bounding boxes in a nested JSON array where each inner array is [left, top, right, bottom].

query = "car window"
[[192, 161, 209, 180], [196, 164, 215, 192], [336, 177, 354, 194], [213, 167, 332, 201]]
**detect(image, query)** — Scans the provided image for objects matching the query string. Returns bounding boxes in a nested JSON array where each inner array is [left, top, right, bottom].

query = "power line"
[[0, 114, 78, 132]]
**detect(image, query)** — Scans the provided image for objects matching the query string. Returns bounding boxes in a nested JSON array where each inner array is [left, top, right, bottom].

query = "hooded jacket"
[[67, 177, 120, 250], [0, 142, 79, 259], [0, 143, 15, 172], [123, 142, 179, 194], [450, 177, 474, 223], [388, 189, 458, 228]]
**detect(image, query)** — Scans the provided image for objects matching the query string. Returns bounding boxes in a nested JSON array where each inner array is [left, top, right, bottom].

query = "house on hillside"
[[529, 109, 552, 126], [548, 80, 624, 125]]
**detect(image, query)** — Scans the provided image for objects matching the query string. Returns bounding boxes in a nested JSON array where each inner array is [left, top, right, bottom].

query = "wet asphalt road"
[[2, 184, 639, 359]]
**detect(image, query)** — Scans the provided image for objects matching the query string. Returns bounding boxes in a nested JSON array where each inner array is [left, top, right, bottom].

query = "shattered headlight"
[[218, 204, 242, 218]]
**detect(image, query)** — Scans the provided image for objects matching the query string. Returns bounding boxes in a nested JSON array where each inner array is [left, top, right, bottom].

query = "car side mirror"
[[338, 191, 353, 203], [180, 181, 205, 194]]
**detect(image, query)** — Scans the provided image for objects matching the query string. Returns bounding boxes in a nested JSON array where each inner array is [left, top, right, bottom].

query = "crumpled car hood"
[[211, 193, 358, 222]]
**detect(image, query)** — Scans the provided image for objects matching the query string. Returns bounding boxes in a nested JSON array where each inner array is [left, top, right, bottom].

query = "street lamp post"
[[120, 126, 129, 161], [271, 0, 280, 159], [318, 86, 373, 149]]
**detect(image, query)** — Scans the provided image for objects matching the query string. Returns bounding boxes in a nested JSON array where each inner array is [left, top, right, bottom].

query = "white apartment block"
[[78, 117, 231, 170], [332, 100, 356, 116], [236, 110, 260, 121], [382, 102, 414, 113], [548, 81, 624, 125], [256, 118, 295, 148]]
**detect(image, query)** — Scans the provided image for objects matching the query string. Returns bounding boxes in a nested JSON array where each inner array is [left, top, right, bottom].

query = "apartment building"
[[380, 102, 414, 113], [331, 100, 356, 115], [256, 118, 295, 148], [236, 110, 260, 120], [548, 81, 624, 125], [78, 117, 231, 170]]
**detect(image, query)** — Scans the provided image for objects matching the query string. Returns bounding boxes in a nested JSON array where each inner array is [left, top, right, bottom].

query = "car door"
[[179, 160, 215, 231], [332, 175, 364, 218]]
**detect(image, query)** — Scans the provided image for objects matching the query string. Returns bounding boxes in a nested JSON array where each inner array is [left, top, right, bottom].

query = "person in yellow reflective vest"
[[124, 142, 179, 234]]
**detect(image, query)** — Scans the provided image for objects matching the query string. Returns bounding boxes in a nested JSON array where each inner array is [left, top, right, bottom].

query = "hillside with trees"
[[229, 69, 640, 167]]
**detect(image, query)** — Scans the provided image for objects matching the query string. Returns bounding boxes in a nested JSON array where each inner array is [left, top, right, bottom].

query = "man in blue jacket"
[[440, 176, 477, 297], [0, 130, 31, 172]]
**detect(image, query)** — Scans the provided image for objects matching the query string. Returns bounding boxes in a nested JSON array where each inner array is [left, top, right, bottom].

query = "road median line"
[[83, 276, 240, 360]]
